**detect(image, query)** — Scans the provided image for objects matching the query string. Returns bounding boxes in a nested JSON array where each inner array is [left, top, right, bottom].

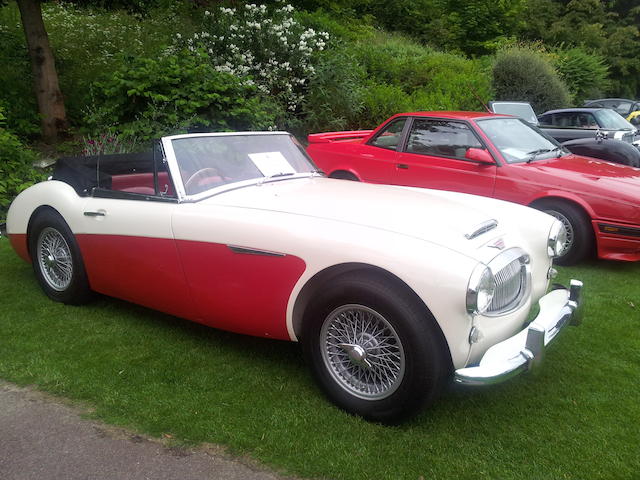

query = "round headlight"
[[548, 220, 568, 257], [466, 264, 496, 314]]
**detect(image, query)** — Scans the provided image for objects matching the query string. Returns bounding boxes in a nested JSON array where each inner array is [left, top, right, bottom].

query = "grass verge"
[[1, 237, 638, 479]]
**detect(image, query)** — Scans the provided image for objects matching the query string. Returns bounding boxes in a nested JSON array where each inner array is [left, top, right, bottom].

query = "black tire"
[[535, 201, 594, 266], [301, 273, 450, 423], [28, 209, 92, 305], [328, 171, 359, 181]]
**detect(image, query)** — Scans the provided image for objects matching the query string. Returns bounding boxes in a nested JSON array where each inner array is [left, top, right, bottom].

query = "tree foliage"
[[493, 46, 571, 113], [0, 106, 43, 221], [85, 50, 280, 140], [517, 0, 640, 97], [552, 46, 610, 104]]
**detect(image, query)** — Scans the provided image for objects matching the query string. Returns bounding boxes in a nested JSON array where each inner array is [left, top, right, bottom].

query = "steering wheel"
[[184, 167, 223, 193]]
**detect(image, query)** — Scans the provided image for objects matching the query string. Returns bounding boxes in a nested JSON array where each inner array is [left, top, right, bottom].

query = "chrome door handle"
[[84, 211, 106, 217], [396, 163, 409, 169]]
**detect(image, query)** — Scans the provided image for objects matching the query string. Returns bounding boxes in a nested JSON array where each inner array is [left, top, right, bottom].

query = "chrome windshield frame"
[[160, 132, 318, 203]]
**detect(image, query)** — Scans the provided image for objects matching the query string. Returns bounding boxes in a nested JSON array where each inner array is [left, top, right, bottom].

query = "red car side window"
[[406, 119, 482, 159], [369, 118, 407, 151]]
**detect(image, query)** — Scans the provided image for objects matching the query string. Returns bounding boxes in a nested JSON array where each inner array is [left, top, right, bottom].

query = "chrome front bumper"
[[454, 279, 583, 386]]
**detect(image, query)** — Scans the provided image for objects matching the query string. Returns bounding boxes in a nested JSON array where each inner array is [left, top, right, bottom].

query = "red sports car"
[[307, 112, 640, 265]]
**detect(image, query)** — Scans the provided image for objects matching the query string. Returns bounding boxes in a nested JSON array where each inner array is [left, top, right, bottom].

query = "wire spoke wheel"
[[37, 227, 73, 292], [320, 304, 405, 400]]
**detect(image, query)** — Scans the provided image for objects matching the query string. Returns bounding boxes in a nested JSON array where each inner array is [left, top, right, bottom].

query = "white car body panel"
[[7, 171, 556, 369]]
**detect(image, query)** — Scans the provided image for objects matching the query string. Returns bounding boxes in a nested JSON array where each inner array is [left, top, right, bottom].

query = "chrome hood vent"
[[465, 220, 498, 240]]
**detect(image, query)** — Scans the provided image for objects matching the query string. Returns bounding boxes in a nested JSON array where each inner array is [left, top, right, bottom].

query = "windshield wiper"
[[526, 148, 553, 163], [257, 172, 295, 185]]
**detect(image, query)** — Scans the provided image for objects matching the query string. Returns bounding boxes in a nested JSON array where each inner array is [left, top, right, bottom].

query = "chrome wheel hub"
[[320, 304, 405, 400], [45, 254, 57, 268], [37, 227, 73, 292], [338, 343, 372, 369]]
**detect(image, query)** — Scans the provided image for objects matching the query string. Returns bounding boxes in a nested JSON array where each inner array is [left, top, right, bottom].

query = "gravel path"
[[0, 381, 300, 480]]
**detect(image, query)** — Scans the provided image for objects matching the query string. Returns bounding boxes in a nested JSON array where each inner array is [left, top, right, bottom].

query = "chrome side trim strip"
[[227, 245, 286, 257]]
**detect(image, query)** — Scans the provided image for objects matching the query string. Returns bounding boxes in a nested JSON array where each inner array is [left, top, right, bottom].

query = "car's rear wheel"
[[535, 201, 594, 266], [302, 273, 449, 423], [29, 209, 92, 304]]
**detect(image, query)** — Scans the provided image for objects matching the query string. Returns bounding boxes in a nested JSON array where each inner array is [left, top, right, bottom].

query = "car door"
[[354, 117, 408, 184], [161, 133, 308, 341], [77, 154, 196, 320], [393, 117, 497, 197]]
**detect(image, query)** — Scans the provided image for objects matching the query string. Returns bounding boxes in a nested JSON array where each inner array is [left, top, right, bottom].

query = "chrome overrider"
[[454, 280, 583, 385]]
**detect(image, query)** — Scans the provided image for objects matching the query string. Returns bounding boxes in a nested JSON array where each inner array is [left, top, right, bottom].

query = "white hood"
[[201, 177, 540, 255]]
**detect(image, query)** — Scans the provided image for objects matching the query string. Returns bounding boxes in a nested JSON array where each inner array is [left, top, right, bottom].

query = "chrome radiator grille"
[[487, 256, 528, 314]]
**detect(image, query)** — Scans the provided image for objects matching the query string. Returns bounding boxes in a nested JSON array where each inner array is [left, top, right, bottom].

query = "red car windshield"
[[476, 117, 567, 164]]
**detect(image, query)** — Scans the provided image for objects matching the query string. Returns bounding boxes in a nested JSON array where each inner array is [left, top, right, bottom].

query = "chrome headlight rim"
[[466, 264, 496, 315], [548, 219, 568, 258]]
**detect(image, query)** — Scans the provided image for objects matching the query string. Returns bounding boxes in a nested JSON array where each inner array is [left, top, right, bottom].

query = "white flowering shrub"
[[173, 2, 329, 114]]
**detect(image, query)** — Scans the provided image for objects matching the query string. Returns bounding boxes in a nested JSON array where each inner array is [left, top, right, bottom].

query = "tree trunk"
[[16, 0, 67, 143]]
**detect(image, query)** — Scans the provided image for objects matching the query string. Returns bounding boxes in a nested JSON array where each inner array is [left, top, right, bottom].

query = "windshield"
[[490, 103, 538, 125], [593, 109, 635, 130], [170, 134, 317, 195], [476, 117, 566, 164]]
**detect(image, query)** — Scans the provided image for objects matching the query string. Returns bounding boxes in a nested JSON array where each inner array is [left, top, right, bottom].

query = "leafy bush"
[[493, 46, 571, 113], [351, 34, 491, 126], [85, 50, 279, 140], [0, 2, 193, 137], [171, 2, 329, 115], [0, 108, 43, 221], [552, 47, 610, 104], [299, 50, 365, 132], [43, 3, 186, 126], [358, 83, 413, 126]]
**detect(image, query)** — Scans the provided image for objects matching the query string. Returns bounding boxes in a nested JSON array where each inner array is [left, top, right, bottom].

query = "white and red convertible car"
[[4, 132, 583, 422]]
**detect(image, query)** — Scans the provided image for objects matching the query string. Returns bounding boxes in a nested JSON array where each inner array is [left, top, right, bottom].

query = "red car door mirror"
[[465, 148, 494, 164]]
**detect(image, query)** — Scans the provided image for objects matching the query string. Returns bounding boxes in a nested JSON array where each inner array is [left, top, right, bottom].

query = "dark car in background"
[[583, 98, 640, 118], [537, 107, 639, 145], [489, 102, 640, 167]]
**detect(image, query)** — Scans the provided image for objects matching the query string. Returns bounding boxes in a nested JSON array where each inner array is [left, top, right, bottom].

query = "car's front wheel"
[[302, 273, 449, 423], [535, 201, 594, 266], [29, 209, 92, 305]]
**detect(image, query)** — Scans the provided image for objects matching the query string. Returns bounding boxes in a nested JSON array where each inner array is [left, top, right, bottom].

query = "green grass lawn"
[[1, 237, 638, 480]]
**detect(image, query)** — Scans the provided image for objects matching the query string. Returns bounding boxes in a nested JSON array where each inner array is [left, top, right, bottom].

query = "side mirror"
[[465, 148, 494, 164]]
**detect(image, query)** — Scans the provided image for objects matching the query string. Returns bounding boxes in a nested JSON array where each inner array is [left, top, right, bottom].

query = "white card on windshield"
[[248, 152, 296, 177]]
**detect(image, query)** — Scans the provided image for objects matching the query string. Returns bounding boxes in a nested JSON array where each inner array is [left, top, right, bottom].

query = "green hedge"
[[0, 109, 43, 222], [493, 46, 571, 113]]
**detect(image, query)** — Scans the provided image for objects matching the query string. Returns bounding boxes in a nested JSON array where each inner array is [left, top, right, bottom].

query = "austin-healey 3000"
[[4, 132, 582, 422]]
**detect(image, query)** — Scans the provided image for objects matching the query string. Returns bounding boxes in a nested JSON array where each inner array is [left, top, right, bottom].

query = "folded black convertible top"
[[52, 151, 154, 196]]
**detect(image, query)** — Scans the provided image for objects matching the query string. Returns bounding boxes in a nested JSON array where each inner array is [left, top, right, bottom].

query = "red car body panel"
[[308, 112, 640, 261], [9, 233, 29, 262], [74, 234, 306, 340], [77, 234, 197, 320], [175, 240, 305, 340]]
